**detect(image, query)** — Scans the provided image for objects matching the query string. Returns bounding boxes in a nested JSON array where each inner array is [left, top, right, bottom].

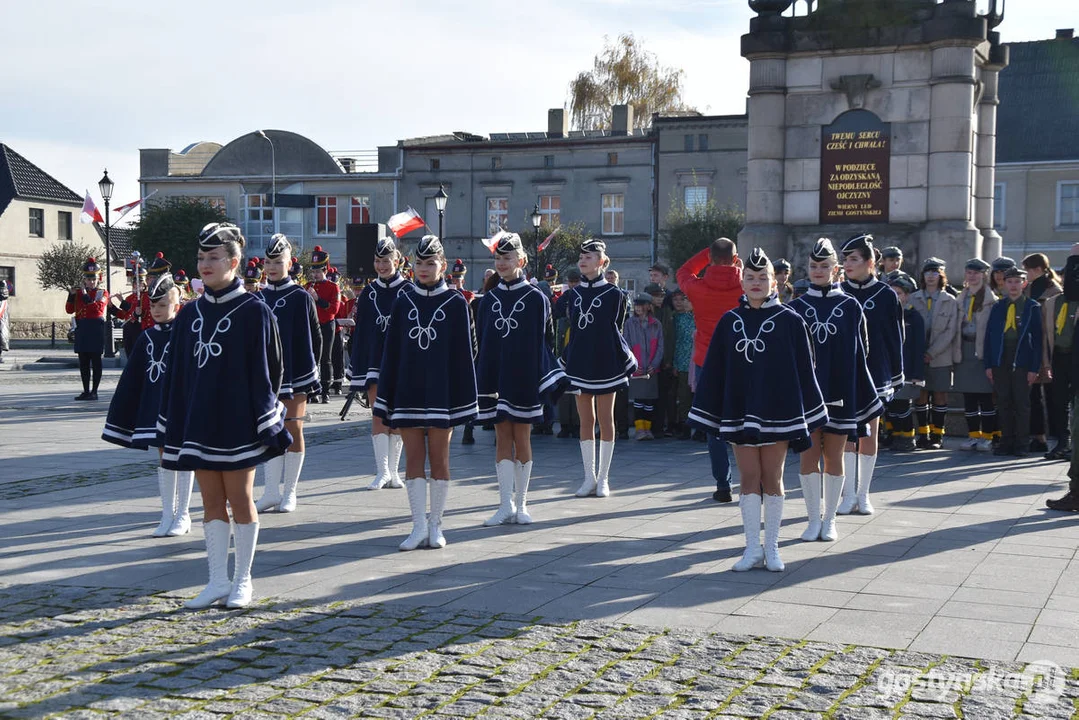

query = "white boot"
[[837, 451, 858, 514], [799, 472, 822, 542], [515, 460, 534, 524], [368, 434, 391, 490], [428, 479, 449, 549], [763, 494, 785, 572], [185, 520, 232, 609], [279, 451, 305, 512], [484, 460, 517, 526], [856, 453, 877, 515], [821, 473, 844, 541], [153, 467, 178, 537], [387, 434, 404, 488], [596, 440, 615, 498], [399, 478, 429, 551], [168, 471, 194, 536], [732, 493, 765, 572], [255, 455, 284, 512], [227, 522, 260, 608], [575, 440, 597, 497]]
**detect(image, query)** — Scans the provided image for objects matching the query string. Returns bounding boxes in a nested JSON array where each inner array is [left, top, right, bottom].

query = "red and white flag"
[[481, 230, 510, 254], [80, 192, 103, 224], [537, 227, 559, 253], [112, 190, 159, 221], [386, 207, 425, 237]]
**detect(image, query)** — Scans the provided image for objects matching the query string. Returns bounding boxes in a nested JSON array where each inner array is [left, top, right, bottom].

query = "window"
[[487, 197, 509, 235], [246, 194, 272, 223], [607, 153, 619, 166], [0, 266, 14, 296], [29, 208, 44, 237], [429, 158, 441, 171], [196, 196, 227, 212], [684, 134, 694, 152], [316, 196, 338, 235], [1059, 182, 1079, 228], [242, 194, 273, 250], [698, 134, 709, 151], [544, 155, 554, 169], [993, 182, 1006, 230], [624, 278, 637, 293], [539, 195, 561, 227], [601, 193, 624, 235], [491, 157, 502, 170], [58, 211, 72, 240], [350, 196, 370, 224], [684, 186, 708, 213]]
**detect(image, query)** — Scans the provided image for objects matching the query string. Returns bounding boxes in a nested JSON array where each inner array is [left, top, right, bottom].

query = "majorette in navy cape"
[[476, 274, 567, 422], [156, 278, 292, 470], [347, 273, 410, 392], [553, 275, 637, 392], [255, 277, 322, 399], [841, 276, 905, 398], [373, 280, 478, 428], [789, 283, 884, 438], [102, 323, 173, 449], [689, 294, 827, 452]]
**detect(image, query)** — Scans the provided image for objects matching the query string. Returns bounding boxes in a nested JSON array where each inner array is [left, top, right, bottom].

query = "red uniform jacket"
[[336, 297, 356, 333], [115, 291, 154, 330], [66, 289, 109, 320], [676, 248, 743, 368], [310, 280, 341, 325]]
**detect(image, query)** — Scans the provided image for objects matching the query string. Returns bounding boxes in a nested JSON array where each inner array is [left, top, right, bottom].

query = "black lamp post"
[[435, 184, 448, 239], [530, 204, 542, 273], [98, 169, 115, 358]]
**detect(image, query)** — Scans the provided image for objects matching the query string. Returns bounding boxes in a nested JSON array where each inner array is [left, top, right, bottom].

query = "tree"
[[661, 199, 745, 273], [36, 242, 105, 293], [519, 221, 588, 282], [129, 197, 230, 275], [568, 34, 689, 131]]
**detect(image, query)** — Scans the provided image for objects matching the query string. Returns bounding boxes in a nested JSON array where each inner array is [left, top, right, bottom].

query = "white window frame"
[[316, 196, 338, 236], [350, 195, 370, 225], [993, 182, 1006, 231], [58, 210, 73, 240], [487, 197, 509, 235], [242, 194, 273, 251], [28, 207, 44, 237], [684, 186, 708, 213], [538, 195, 560, 227], [601, 193, 624, 236], [1058, 181, 1079, 229]]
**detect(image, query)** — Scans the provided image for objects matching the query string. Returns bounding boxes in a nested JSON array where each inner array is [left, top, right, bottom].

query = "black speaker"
[[346, 223, 387, 279]]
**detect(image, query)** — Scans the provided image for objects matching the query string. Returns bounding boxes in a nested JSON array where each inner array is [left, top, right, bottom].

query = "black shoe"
[[892, 437, 916, 452], [89, 391, 99, 401], [993, 445, 1014, 456], [679, 427, 692, 440], [462, 427, 475, 445], [74, 391, 91, 401], [1012, 449, 1029, 458], [1045, 446, 1071, 461], [308, 393, 320, 404], [482, 423, 494, 431], [879, 434, 894, 449], [692, 430, 706, 443], [915, 436, 932, 450], [618, 430, 629, 441], [320, 394, 330, 404], [557, 428, 572, 438], [713, 488, 733, 503], [1029, 439, 1049, 453], [928, 434, 943, 450], [1047, 492, 1079, 512]]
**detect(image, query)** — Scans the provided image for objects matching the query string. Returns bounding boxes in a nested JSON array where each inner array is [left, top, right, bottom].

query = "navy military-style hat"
[[198, 222, 244, 250], [493, 233, 524, 257], [243, 260, 261, 282], [881, 246, 903, 260], [991, 256, 1016, 273], [885, 270, 917, 294], [265, 233, 291, 259], [416, 235, 444, 259], [773, 258, 791, 273], [146, 251, 171, 276], [543, 264, 557, 281], [147, 272, 176, 301], [744, 247, 772, 272], [288, 257, 302, 278], [921, 257, 946, 273], [580, 238, 606, 254], [1003, 266, 1027, 281], [841, 233, 874, 257], [82, 257, 100, 277], [810, 238, 837, 261], [965, 258, 992, 273], [375, 237, 397, 258], [310, 245, 329, 269], [174, 269, 190, 287]]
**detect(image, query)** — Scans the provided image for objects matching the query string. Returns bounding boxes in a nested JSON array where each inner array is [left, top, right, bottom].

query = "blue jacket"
[[983, 296, 1042, 373]]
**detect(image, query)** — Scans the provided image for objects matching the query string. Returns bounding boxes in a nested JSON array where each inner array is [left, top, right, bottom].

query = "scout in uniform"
[[884, 271, 927, 452], [910, 258, 958, 449], [773, 259, 794, 304], [952, 258, 998, 452]]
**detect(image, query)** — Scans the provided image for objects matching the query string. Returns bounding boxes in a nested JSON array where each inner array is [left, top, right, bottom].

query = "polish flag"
[[80, 192, 103, 224], [386, 207, 425, 237], [112, 190, 159, 221], [481, 230, 509, 254], [537, 227, 559, 253]]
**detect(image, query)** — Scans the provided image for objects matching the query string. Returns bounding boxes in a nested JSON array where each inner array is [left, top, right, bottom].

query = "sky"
[[2, 0, 1074, 210]]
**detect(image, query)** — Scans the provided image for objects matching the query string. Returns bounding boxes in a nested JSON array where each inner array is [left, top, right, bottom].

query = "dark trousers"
[[1048, 350, 1073, 446], [615, 388, 629, 433], [318, 322, 335, 396], [1068, 406, 1079, 493], [558, 393, 579, 430], [331, 330, 344, 389], [655, 368, 676, 433], [695, 364, 730, 489], [1030, 383, 1048, 437], [632, 399, 655, 424], [675, 372, 693, 425], [993, 346, 1031, 451], [78, 352, 102, 393]]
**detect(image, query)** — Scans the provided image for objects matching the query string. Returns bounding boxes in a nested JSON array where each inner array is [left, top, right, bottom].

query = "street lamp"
[[257, 130, 277, 235], [435, 184, 448, 240], [530, 204, 542, 272], [98, 169, 115, 358]]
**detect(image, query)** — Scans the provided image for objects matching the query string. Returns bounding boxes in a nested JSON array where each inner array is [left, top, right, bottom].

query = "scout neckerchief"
[[1004, 299, 1018, 333]]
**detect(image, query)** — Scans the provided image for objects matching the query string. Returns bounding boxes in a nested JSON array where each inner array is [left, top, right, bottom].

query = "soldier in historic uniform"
[[67, 257, 110, 401], [307, 246, 340, 404]]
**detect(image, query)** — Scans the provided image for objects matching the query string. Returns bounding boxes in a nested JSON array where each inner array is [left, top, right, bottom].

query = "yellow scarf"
[[1004, 302, 1017, 332], [967, 295, 975, 322], [927, 296, 933, 314], [1057, 300, 1070, 336]]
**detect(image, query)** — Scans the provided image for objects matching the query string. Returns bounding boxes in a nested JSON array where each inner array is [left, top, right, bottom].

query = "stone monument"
[[740, 0, 1008, 275]]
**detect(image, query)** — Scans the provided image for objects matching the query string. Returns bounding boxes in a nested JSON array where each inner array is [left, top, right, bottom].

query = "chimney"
[[548, 109, 568, 138], [1057, 28, 1074, 39], [611, 104, 634, 136]]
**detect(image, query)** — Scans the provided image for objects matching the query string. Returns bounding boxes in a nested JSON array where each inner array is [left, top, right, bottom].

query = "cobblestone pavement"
[[2, 583, 1076, 720]]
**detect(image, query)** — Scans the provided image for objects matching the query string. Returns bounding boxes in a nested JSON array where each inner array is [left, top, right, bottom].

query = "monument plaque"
[[820, 109, 891, 224]]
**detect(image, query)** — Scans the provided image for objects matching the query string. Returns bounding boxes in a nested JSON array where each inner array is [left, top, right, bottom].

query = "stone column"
[[739, 56, 789, 259], [975, 63, 1004, 261]]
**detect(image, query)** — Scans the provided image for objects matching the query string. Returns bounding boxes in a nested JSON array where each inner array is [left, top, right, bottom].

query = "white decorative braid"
[[805, 303, 844, 345], [405, 294, 455, 350], [192, 297, 251, 368], [145, 335, 170, 383], [732, 310, 778, 363], [491, 294, 527, 338]]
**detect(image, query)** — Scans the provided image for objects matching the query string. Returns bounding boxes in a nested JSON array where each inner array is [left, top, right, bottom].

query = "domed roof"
[[201, 130, 342, 177]]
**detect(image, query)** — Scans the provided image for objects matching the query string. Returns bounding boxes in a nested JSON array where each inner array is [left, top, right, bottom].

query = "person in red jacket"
[[676, 237, 743, 502], [113, 263, 151, 357], [307, 246, 340, 403], [67, 257, 110, 401]]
